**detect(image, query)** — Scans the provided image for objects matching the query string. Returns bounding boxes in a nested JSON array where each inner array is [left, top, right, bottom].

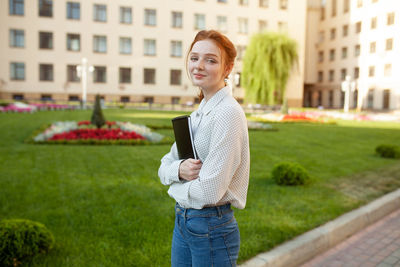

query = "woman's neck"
[[202, 81, 226, 101]]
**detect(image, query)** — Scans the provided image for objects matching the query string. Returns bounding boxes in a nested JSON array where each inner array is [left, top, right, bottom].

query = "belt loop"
[[183, 207, 187, 220], [216, 206, 222, 219]]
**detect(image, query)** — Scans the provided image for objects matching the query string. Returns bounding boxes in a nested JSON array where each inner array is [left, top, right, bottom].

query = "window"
[[371, 17, 377, 29], [343, 0, 349, 13], [330, 28, 336, 40], [119, 37, 132, 54], [372, 0, 378, 3], [39, 32, 53, 49], [93, 4, 106, 22], [172, 11, 183, 28], [67, 33, 80, 51], [218, 0, 227, 3], [171, 97, 180, 105], [329, 49, 335, 61], [9, 29, 24, 47], [317, 91, 322, 106], [357, 0, 362, 8], [120, 96, 130, 103], [318, 51, 324, 63], [93, 35, 107, 53], [331, 0, 337, 17], [318, 71, 323, 82], [236, 45, 246, 60], [278, 21, 288, 32], [341, 68, 347, 81], [354, 67, 359, 79], [238, 18, 248, 34], [217, 16, 228, 32], [259, 0, 268, 7], [170, 69, 182, 85], [119, 68, 131, 83], [144, 97, 154, 104], [68, 95, 80, 101], [9, 0, 24, 15], [239, 0, 249, 5], [355, 21, 361, 33], [171, 41, 182, 57], [194, 14, 206, 30], [279, 0, 288, 10], [367, 89, 374, 109], [386, 38, 393, 51], [384, 64, 392, 77], [67, 65, 80, 82], [67, 2, 80, 20], [369, 42, 376, 53], [145, 9, 156, 26], [41, 94, 53, 101], [10, 62, 25, 80], [259, 20, 267, 32], [328, 90, 334, 107], [39, 0, 52, 17], [320, 6, 325, 20], [355, 44, 360, 56], [383, 89, 390, 109], [368, 66, 375, 77], [93, 66, 106, 83], [144, 39, 156, 56], [387, 12, 395, 25], [329, 69, 334, 82], [13, 94, 24, 100], [342, 24, 348, 37], [120, 7, 132, 24], [39, 64, 53, 81], [144, 68, 156, 84], [341, 47, 347, 59], [318, 31, 325, 43]]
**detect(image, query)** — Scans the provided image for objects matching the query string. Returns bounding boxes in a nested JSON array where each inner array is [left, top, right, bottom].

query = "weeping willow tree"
[[242, 32, 298, 111]]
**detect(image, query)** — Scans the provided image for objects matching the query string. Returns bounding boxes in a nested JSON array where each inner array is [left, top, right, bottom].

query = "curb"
[[240, 188, 400, 267]]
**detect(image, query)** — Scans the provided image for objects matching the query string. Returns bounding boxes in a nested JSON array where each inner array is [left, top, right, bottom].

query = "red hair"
[[187, 30, 237, 101]]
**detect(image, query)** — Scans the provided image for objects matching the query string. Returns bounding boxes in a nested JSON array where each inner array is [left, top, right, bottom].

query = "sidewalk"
[[301, 208, 400, 267]]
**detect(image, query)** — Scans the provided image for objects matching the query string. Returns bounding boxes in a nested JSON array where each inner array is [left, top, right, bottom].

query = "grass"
[[1, 109, 400, 266]]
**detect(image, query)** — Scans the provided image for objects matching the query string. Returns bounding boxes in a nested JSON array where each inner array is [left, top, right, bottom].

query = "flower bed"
[[0, 102, 76, 113], [31, 121, 172, 145]]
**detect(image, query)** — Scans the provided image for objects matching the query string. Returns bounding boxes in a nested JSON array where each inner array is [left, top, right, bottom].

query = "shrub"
[[375, 144, 400, 159], [91, 94, 106, 129], [0, 219, 54, 266], [271, 162, 311, 186]]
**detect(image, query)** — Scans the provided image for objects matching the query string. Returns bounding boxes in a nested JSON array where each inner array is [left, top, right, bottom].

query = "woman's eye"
[[207, 59, 217, 63], [190, 57, 198, 61]]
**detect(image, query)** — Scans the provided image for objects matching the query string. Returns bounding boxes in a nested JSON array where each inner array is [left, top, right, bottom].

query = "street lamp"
[[76, 58, 94, 108], [341, 75, 356, 113]]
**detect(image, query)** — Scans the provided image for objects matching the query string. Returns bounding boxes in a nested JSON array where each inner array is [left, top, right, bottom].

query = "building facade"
[[0, 0, 306, 107]]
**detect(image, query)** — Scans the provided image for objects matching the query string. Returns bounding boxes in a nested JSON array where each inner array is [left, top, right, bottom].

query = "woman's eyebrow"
[[190, 52, 218, 57]]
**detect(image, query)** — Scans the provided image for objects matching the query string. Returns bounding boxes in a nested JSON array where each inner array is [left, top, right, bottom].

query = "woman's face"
[[188, 39, 226, 93]]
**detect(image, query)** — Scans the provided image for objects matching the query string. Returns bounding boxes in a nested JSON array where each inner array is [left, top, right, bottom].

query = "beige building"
[[305, 0, 400, 110], [0, 0, 306, 107]]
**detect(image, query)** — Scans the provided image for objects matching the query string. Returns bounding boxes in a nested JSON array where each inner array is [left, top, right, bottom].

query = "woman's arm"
[[158, 142, 186, 186]]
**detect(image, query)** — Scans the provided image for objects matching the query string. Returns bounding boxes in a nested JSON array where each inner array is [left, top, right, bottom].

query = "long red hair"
[[186, 30, 237, 101]]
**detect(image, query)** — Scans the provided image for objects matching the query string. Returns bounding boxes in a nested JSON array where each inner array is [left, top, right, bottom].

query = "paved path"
[[301, 209, 400, 267]]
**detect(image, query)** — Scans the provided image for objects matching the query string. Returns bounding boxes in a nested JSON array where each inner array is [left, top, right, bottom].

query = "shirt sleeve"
[[158, 142, 185, 186]]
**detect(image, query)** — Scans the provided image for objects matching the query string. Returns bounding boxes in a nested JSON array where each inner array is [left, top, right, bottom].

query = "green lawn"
[[1, 109, 400, 266]]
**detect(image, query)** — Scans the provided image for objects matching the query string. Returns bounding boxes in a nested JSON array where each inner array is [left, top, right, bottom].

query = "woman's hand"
[[179, 159, 202, 181]]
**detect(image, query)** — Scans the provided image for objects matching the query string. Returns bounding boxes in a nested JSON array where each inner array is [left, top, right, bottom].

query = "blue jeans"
[[171, 203, 240, 267]]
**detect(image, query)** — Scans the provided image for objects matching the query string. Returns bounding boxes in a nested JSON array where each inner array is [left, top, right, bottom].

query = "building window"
[[93, 35, 107, 53], [341, 47, 347, 59], [318, 31, 325, 43], [330, 28, 336, 40], [329, 70, 334, 82], [41, 94, 53, 101], [119, 68, 131, 83], [67, 65, 80, 82], [120, 96, 130, 103], [67, 2, 80, 20], [9, 29, 24, 48], [371, 17, 377, 29], [218, 0, 227, 3], [354, 44, 360, 57], [144, 39, 156, 56], [279, 0, 288, 10], [372, 0, 378, 3], [171, 41, 182, 57], [328, 90, 334, 107], [194, 14, 206, 30], [93, 4, 107, 22], [259, 20, 267, 32], [384, 64, 392, 77], [172, 11, 183, 28], [386, 38, 393, 51], [144, 68, 156, 84], [67, 34, 80, 51], [259, 0, 268, 7], [278, 21, 288, 32], [119, 37, 132, 54], [9, 0, 24, 15], [355, 21, 361, 33], [10, 62, 25, 80], [13, 94, 24, 100], [369, 42, 376, 53], [331, 0, 336, 17], [170, 69, 182, 85], [236, 45, 246, 61], [238, 18, 248, 34], [342, 24, 348, 37], [343, 0, 349, 13], [318, 71, 323, 82], [354, 67, 359, 79], [217, 16, 228, 32], [39, 0, 52, 17], [383, 89, 390, 109], [171, 97, 180, 105], [329, 49, 335, 61], [367, 89, 374, 109], [145, 9, 156, 26], [39, 64, 53, 81], [68, 95, 80, 101], [387, 12, 395, 25], [341, 68, 347, 81], [357, 0, 362, 8], [39, 32, 53, 49], [144, 97, 154, 104], [318, 51, 324, 63], [93, 66, 106, 83], [368, 66, 375, 77], [239, 0, 249, 5], [120, 7, 132, 24], [320, 6, 325, 20]]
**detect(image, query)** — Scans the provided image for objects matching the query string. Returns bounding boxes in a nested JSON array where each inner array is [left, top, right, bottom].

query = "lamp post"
[[341, 75, 356, 113], [76, 58, 94, 109]]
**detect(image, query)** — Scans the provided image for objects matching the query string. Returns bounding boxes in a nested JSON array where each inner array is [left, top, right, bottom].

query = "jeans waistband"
[[175, 203, 232, 218]]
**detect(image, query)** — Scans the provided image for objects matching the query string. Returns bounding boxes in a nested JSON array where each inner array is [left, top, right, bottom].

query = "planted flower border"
[[29, 121, 173, 146]]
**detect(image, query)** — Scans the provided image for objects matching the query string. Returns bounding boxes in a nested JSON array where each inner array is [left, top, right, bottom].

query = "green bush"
[[0, 219, 54, 266], [271, 162, 311, 186], [375, 144, 400, 159], [91, 94, 106, 129]]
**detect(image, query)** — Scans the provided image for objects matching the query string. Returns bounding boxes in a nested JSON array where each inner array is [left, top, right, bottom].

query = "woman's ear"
[[224, 62, 234, 78]]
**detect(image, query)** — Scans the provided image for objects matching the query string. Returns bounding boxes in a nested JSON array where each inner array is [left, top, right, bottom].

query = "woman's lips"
[[194, 74, 206, 79]]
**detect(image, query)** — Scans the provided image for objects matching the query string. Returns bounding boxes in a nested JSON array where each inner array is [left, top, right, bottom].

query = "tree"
[[242, 32, 298, 110], [91, 94, 106, 128]]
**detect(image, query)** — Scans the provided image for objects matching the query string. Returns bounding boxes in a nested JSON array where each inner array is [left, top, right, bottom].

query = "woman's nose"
[[196, 59, 205, 70]]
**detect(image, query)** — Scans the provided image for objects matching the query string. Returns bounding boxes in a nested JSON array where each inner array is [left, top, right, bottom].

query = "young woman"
[[158, 30, 250, 266]]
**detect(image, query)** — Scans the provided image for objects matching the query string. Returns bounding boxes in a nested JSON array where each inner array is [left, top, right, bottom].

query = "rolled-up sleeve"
[[158, 142, 185, 186]]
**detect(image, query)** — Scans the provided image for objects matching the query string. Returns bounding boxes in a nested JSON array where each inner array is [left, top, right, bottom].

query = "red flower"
[[50, 128, 146, 141]]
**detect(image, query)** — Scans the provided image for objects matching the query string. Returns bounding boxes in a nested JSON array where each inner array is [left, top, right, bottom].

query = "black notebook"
[[171, 115, 197, 160]]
